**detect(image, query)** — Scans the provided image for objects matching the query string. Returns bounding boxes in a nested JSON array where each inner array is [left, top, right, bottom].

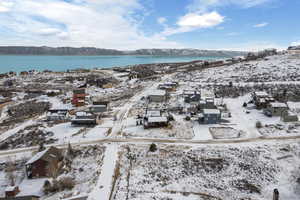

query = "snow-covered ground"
[[112, 141, 300, 200], [179, 55, 300, 83], [0, 54, 300, 200]]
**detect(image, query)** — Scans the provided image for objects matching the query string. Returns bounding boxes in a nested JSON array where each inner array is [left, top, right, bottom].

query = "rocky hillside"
[[133, 48, 248, 57], [0, 46, 248, 57]]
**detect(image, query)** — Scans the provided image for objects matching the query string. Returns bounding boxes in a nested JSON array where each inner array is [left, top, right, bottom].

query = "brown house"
[[25, 147, 63, 179], [72, 88, 87, 107]]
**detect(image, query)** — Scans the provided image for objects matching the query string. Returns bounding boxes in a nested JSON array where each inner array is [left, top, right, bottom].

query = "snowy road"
[[88, 143, 119, 200], [1, 134, 300, 157]]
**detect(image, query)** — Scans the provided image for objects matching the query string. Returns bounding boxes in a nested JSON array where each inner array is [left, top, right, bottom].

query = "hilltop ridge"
[[0, 46, 248, 57]]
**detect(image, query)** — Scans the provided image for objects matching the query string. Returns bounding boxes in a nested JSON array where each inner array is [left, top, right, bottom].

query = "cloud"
[[157, 17, 167, 25], [0, 1, 14, 12], [187, 0, 272, 13], [227, 32, 239, 36], [0, 0, 181, 49], [159, 0, 270, 37], [253, 22, 268, 28], [161, 11, 224, 36], [177, 12, 224, 28], [217, 41, 286, 51], [36, 28, 62, 36], [291, 41, 300, 46]]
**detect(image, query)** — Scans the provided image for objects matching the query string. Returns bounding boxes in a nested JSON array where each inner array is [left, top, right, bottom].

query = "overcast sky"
[[0, 0, 299, 51]]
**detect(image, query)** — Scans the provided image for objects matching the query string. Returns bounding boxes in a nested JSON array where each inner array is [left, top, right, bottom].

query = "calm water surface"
[[0, 55, 227, 73]]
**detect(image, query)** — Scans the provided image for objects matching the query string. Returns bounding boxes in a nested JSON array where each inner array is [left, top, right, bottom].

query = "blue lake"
[[0, 55, 227, 73]]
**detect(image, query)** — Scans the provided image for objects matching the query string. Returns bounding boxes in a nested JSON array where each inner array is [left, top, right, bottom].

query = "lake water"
[[0, 55, 227, 73]]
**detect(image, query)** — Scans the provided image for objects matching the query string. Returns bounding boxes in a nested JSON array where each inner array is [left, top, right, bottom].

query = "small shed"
[[25, 146, 62, 179], [281, 111, 298, 122], [5, 186, 20, 198], [199, 109, 221, 124], [183, 90, 201, 103], [265, 102, 288, 117], [147, 90, 166, 102]]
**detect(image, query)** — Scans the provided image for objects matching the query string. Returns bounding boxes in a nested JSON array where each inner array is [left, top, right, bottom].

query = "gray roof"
[[148, 116, 168, 123], [203, 109, 221, 115]]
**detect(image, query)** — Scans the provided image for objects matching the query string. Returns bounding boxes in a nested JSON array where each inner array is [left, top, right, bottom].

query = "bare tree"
[[66, 143, 74, 159], [47, 161, 61, 180]]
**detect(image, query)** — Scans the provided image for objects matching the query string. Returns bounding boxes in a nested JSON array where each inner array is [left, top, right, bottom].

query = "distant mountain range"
[[0, 46, 248, 57], [288, 45, 300, 50]]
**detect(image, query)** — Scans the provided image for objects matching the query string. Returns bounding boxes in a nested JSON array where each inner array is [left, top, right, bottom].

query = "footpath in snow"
[[88, 143, 119, 200]]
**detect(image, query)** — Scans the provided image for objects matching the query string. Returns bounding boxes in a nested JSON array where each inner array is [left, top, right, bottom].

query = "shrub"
[[43, 176, 75, 194], [149, 143, 157, 152], [43, 179, 60, 194], [256, 121, 263, 128], [58, 176, 75, 190]]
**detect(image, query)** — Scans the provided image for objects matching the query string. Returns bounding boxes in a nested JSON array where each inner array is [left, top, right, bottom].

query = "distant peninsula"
[[0, 46, 248, 57]]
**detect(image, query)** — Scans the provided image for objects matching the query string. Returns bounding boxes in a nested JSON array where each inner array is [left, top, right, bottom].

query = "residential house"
[[198, 109, 221, 124], [252, 91, 275, 109], [288, 46, 300, 54], [24, 90, 43, 99], [264, 102, 289, 117], [89, 101, 109, 113], [281, 111, 299, 122], [147, 90, 166, 102], [4, 79, 14, 87], [45, 90, 61, 96], [158, 82, 178, 91], [46, 109, 69, 121], [183, 90, 201, 104], [19, 71, 29, 76], [199, 97, 216, 110], [143, 109, 169, 129], [25, 147, 63, 179], [71, 112, 97, 126], [72, 88, 87, 107]]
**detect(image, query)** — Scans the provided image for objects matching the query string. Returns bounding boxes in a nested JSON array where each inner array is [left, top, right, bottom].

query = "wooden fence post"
[[273, 189, 279, 200]]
